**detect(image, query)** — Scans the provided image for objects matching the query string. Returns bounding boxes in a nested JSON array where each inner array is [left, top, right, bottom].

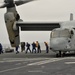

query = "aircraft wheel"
[[62, 52, 65, 56], [56, 53, 59, 57], [59, 51, 61, 57], [56, 51, 62, 57]]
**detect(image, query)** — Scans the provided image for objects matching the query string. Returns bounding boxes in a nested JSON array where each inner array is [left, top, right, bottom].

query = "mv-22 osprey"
[[0, 0, 75, 57], [50, 13, 75, 57], [0, 0, 35, 47]]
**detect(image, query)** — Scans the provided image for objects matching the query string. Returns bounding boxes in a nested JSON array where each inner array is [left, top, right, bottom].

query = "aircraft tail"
[[70, 13, 73, 21]]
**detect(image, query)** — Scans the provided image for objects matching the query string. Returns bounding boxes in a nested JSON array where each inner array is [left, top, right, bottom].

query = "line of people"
[[0, 41, 49, 54], [20, 41, 49, 54]]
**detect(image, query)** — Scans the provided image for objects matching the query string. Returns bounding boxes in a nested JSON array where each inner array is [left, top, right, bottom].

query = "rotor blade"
[[15, 0, 35, 6], [0, 3, 8, 8]]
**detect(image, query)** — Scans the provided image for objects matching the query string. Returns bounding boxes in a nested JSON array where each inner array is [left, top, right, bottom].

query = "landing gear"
[[62, 52, 65, 56], [56, 53, 59, 57], [59, 51, 61, 57], [56, 51, 66, 57], [56, 51, 61, 57]]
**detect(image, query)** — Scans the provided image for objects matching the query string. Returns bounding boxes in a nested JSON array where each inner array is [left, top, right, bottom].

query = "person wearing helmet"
[[36, 41, 41, 53], [44, 42, 49, 53]]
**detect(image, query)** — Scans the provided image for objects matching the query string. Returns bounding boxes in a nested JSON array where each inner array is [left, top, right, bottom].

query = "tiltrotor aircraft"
[[50, 13, 75, 57], [0, 0, 35, 47], [1, 0, 75, 57]]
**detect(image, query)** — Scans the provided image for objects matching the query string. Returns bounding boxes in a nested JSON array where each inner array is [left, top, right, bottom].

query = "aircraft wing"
[[16, 22, 60, 31], [15, 0, 35, 6], [0, 3, 8, 8]]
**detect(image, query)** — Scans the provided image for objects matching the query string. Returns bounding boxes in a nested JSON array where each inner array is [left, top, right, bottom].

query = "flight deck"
[[0, 50, 75, 75]]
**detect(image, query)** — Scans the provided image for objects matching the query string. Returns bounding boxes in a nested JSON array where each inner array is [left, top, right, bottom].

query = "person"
[[25, 42, 31, 53], [44, 42, 49, 53], [36, 41, 41, 53], [32, 42, 36, 53], [15, 46, 19, 54], [21, 42, 25, 52], [0, 43, 3, 54]]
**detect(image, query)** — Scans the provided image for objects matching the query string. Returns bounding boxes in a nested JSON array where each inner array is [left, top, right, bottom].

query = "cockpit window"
[[51, 29, 70, 38]]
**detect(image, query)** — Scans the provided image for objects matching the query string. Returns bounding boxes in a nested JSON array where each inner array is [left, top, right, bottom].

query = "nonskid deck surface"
[[0, 52, 75, 75], [0, 50, 75, 75]]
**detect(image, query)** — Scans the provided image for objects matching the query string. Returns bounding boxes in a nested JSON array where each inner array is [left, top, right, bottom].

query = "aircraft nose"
[[50, 39, 59, 50], [50, 39, 59, 46], [50, 38, 67, 49]]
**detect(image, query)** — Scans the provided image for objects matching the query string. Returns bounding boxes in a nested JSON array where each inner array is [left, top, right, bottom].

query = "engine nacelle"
[[4, 12, 20, 47]]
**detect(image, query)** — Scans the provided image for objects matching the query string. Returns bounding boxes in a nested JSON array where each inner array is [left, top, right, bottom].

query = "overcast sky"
[[0, 0, 75, 45]]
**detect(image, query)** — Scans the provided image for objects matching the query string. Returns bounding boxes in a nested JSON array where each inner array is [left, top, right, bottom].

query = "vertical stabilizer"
[[70, 13, 73, 21]]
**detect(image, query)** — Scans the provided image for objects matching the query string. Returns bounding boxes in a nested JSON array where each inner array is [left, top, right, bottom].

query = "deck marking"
[[0, 57, 75, 73], [28, 70, 47, 73], [65, 62, 75, 64], [28, 58, 66, 66], [0, 65, 28, 73]]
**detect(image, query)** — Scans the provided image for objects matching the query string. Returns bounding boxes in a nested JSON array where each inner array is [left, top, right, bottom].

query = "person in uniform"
[[21, 42, 25, 52], [36, 41, 41, 53], [25, 42, 31, 53], [32, 42, 36, 53], [0, 43, 3, 54], [44, 42, 49, 53]]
